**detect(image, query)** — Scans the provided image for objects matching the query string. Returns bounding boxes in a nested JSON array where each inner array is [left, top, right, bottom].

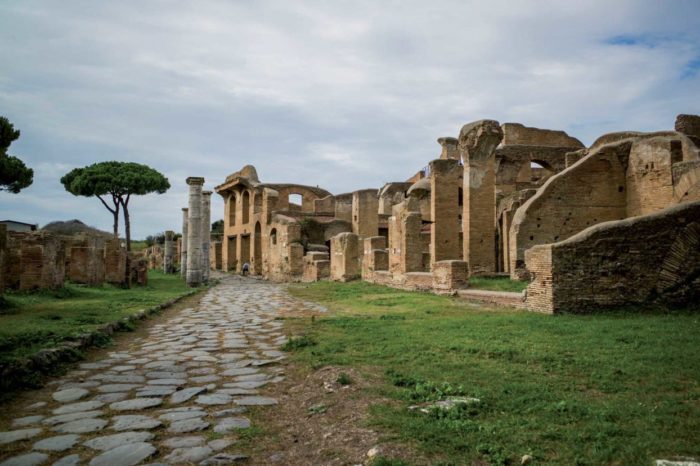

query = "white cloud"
[[0, 0, 699, 237]]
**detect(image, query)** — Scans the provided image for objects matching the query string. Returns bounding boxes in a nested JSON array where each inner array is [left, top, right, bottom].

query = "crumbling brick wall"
[[68, 235, 106, 286], [105, 239, 126, 284], [510, 140, 631, 278], [18, 232, 66, 291], [626, 136, 685, 216], [525, 201, 700, 313], [303, 251, 330, 282], [263, 216, 304, 282]]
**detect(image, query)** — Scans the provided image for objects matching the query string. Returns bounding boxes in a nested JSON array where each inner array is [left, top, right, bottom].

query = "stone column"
[[180, 208, 188, 278], [163, 230, 175, 273], [201, 191, 212, 282], [459, 120, 503, 275], [186, 177, 204, 287]]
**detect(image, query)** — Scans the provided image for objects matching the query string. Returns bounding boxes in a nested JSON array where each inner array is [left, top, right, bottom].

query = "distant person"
[[241, 262, 250, 276]]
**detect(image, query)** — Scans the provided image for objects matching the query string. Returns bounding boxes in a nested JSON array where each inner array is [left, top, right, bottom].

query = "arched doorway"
[[254, 222, 262, 275]]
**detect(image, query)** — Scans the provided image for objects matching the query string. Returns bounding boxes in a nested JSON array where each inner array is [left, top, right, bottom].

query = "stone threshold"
[[456, 289, 527, 309]]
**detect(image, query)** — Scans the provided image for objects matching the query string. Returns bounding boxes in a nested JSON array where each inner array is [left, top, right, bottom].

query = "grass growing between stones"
[[287, 281, 700, 465], [467, 276, 528, 293], [0, 270, 191, 363]]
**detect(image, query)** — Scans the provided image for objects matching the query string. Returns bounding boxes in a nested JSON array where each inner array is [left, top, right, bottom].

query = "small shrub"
[[92, 333, 113, 348], [308, 403, 328, 415], [337, 372, 353, 385], [282, 335, 317, 351]]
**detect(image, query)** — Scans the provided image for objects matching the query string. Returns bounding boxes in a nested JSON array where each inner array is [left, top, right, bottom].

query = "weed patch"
[[282, 335, 317, 351]]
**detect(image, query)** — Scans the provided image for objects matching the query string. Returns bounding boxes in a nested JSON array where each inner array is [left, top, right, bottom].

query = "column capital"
[[186, 177, 205, 186]]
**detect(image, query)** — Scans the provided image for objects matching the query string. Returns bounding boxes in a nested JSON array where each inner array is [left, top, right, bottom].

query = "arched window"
[[242, 191, 250, 224], [288, 193, 303, 208], [270, 228, 277, 245]]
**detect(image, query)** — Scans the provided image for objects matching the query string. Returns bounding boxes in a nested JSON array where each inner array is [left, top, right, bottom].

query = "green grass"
[[468, 276, 528, 293], [0, 270, 192, 363], [288, 281, 700, 465], [130, 240, 149, 251]]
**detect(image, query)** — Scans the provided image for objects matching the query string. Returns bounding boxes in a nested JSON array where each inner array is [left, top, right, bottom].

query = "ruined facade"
[[203, 113, 700, 313]]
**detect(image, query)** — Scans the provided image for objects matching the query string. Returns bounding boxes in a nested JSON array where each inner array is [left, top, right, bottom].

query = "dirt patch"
[[244, 362, 422, 465]]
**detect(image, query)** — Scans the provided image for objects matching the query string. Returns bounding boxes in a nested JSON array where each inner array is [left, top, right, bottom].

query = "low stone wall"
[[525, 200, 700, 313], [432, 260, 469, 294], [303, 251, 330, 282]]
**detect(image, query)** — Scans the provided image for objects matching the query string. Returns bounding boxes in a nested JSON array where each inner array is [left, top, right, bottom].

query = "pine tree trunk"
[[121, 197, 132, 287]]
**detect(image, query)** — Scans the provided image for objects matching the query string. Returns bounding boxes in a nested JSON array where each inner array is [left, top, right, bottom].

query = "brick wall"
[[19, 233, 66, 290], [510, 140, 631, 278], [525, 201, 700, 313], [105, 239, 126, 284]]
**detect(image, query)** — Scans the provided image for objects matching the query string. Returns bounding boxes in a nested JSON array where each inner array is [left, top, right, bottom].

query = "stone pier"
[[429, 157, 462, 266], [163, 230, 175, 273], [201, 191, 212, 283], [180, 207, 188, 278], [459, 120, 503, 275], [186, 177, 204, 287]]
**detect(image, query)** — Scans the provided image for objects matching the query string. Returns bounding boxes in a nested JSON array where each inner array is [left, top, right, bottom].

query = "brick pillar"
[[429, 158, 462, 266], [201, 191, 212, 282], [459, 120, 503, 274], [352, 189, 379, 241], [163, 230, 175, 273], [186, 177, 204, 287], [330, 232, 360, 281], [180, 208, 188, 278]]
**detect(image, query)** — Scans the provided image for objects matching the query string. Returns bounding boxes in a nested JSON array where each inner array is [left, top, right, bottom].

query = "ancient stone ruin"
[[175, 114, 700, 313], [0, 228, 133, 291]]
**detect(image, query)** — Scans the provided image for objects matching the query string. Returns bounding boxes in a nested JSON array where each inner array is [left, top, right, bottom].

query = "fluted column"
[[180, 208, 188, 278], [201, 191, 212, 282], [186, 177, 204, 287]]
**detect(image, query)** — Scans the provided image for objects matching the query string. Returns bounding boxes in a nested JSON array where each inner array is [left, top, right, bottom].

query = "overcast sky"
[[1, 1, 699, 238]]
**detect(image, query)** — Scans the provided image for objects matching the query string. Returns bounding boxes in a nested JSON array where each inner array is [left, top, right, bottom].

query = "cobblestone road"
[[0, 275, 325, 466]]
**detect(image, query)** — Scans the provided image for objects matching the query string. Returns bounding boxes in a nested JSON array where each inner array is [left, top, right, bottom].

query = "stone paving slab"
[[0, 275, 315, 465]]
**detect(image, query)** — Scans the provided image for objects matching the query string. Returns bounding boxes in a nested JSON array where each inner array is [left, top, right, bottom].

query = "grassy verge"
[[287, 281, 700, 465], [467, 276, 528, 293], [0, 270, 191, 364]]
